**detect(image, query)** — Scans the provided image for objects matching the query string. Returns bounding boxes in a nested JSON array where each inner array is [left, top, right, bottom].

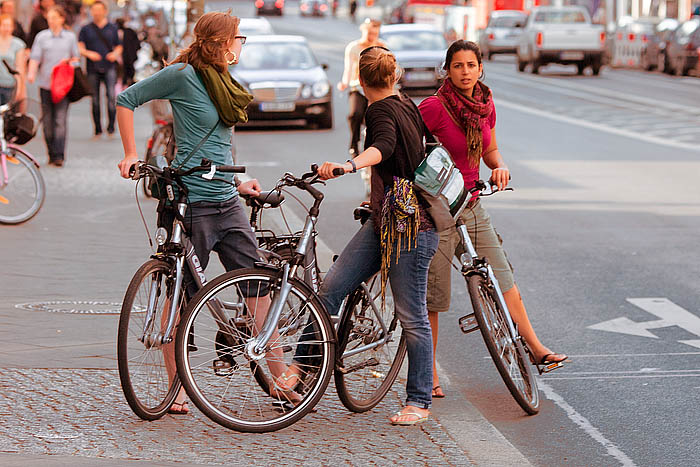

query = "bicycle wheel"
[[0, 148, 45, 224], [117, 259, 182, 420], [467, 274, 539, 415], [335, 276, 407, 413], [175, 267, 335, 433]]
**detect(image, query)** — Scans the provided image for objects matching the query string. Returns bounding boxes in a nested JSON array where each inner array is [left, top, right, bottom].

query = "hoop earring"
[[225, 51, 237, 65]]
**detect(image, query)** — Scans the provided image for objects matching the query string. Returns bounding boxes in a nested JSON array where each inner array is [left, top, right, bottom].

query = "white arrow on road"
[[588, 298, 700, 349]]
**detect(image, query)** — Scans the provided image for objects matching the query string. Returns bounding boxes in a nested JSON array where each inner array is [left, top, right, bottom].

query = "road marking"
[[543, 374, 700, 380], [561, 352, 700, 358], [494, 99, 700, 153], [538, 380, 636, 466], [588, 298, 700, 349]]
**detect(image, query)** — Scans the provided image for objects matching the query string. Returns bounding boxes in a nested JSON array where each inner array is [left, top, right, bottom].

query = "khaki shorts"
[[426, 199, 514, 313]]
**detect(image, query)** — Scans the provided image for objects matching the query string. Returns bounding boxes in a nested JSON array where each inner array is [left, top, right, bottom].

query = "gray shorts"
[[426, 199, 514, 313]]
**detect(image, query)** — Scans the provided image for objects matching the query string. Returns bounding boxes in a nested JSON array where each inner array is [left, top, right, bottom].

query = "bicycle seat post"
[[455, 219, 478, 269]]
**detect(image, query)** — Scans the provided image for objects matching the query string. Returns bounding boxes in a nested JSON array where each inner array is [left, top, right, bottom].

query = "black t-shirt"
[[365, 93, 432, 229]]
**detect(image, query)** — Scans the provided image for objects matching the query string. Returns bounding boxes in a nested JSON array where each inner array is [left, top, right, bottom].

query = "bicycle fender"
[[9, 144, 40, 168]]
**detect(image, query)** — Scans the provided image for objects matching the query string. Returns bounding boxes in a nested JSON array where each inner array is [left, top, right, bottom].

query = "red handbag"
[[50, 61, 74, 104]]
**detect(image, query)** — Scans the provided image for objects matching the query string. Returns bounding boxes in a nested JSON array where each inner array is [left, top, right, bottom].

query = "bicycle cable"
[[134, 180, 155, 252]]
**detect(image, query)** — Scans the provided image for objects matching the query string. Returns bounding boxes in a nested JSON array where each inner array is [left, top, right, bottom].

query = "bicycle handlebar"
[[129, 158, 245, 181]]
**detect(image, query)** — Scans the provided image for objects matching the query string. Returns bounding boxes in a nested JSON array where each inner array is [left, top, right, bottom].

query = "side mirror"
[[322, 63, 329, 70]]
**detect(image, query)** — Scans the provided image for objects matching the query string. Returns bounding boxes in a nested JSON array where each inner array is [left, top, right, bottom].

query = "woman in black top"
[[282, 46, 439, 425]]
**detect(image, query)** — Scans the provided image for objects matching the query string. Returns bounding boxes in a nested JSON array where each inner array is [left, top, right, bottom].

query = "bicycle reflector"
[[4, 112, 38, 145]]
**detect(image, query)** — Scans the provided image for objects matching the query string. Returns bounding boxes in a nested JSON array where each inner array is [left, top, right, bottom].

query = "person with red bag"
[[27, 5, 78, 167]]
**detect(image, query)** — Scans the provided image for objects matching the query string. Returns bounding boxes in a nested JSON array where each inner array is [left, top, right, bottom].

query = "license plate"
[[405, 71, 434, 82], [560, 51, 584, 60], [260, 102, 295, 112]]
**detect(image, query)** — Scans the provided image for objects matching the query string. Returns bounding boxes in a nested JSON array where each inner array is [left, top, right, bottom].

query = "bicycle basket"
[[4, 111, 38, 145]]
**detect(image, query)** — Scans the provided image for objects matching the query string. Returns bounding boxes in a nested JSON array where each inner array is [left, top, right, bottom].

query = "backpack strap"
[[173, 121, 220, 170], [91, 23, 114, 52]]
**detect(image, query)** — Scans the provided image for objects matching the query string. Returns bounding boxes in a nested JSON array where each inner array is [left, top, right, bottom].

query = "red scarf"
[[436, 78, 493, 167]]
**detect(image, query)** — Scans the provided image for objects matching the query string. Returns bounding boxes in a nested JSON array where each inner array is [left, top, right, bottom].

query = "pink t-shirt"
[[418, 96, 496, 193]]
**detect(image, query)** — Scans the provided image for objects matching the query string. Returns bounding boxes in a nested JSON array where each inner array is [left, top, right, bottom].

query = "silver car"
[[479, 10, 528, 60], [380, 24, 447, 91]]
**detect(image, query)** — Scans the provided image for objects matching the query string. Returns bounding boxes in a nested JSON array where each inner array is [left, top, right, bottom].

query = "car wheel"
[[576, 62, 585, 75], [591, 57, 602, 76], [484, 49, 492, 61], [657, 52, 666, 72], [531, 59, 541, 74], [517, 55, 526, 72]]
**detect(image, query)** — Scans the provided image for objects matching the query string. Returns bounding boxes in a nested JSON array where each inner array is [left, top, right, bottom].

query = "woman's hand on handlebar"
[[318, 161, 350, 180], [118, 154, 139, 179], [238, 179, 262, 197], [490, 167, 510, 191]]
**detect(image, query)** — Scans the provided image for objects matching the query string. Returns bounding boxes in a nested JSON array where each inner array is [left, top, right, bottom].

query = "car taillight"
[[536, 32, 543, 47], [600, 32, 605, 43], [642, 34, 648, 43], [255, 0, 263, 7], [320, 3, 327, 10], [275, 0, 283, 7], [628, 33, 635, 41], [301, 3, 307, 9], [687, 43, 695, 51], [488, 33, 495, 41]]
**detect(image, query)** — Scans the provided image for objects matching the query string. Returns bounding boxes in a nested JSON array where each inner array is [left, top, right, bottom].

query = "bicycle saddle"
[[245, 190, 285, 208], [353, 206, 372, 224]]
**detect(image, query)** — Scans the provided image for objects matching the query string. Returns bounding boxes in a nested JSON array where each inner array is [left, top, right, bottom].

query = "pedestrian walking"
[[0, 0, 25, 43], [0, 13, 25, 104], [27, 0, 54, 49], [337, 18, 384, 158], [26, 5, 78, 167], [418, 40, 567, 398], [116, 11, 298, 413], [285, 46, 439, 426], [115, 18, 140, 88], [78, 0, 122, 139]]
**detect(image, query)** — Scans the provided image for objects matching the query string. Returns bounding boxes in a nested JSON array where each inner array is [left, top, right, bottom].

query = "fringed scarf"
[[436, 78, 494, 167], [379, 176, 421, 306], [197, 65, 253, 127]]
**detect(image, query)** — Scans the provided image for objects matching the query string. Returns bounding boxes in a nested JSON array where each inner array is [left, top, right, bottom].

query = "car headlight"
[[311, 80, 330, 98], [301, 85, 312, 99]]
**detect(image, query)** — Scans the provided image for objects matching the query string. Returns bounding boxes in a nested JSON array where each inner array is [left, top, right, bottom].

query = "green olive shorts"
[[426, 199, 514, 313]]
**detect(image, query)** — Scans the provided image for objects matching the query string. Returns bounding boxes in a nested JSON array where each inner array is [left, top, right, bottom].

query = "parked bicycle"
[[142, 118, 175, 198], [174, 165, 406, 433], [0, 61, 44, 225], [117, 158, 246, 421], [454, 179, 543, 415]]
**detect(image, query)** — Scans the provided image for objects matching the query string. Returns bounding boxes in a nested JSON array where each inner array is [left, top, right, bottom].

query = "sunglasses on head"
[[360, 45, 390, 57]]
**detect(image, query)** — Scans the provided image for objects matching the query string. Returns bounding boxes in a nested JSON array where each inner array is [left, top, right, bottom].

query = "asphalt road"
[[229, 4, 700, 466]]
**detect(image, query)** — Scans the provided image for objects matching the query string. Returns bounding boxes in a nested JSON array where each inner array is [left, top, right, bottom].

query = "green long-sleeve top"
[[117, 63, 237, 203]]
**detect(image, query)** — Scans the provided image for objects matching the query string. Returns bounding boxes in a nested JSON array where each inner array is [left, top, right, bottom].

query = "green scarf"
[[197, 66, 253, 127]]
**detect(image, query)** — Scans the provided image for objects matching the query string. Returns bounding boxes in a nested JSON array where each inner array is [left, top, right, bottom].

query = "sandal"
[[274, 368, 301, 392], [168, 401, 190, 415], [390, 408, 429, 426], [432, 385, 445, 398]]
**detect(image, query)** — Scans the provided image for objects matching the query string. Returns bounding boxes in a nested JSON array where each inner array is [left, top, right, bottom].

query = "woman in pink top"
[[419, 40, 567, 398]]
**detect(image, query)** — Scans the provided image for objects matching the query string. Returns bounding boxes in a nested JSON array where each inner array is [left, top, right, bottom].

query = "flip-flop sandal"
[[168, 401, 190, 415], [390, 410, 429, 426], [432, 385, 445, 398], [274, 369, 301, 392]]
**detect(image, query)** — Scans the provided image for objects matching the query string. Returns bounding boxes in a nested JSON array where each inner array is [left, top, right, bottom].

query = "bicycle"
[[453, 179, 542, 415], [117, 158, 246, 421], [142, 117, 175, 198], [174, 165, 406, 433], [0, 62, 45, 225]]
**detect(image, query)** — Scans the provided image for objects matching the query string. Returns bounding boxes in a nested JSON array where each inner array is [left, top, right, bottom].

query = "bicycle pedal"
[[537, 360, 565, 375], [212, 358, 237, 376], [458, 313, 479, 334], [353, 316, 374, 336]]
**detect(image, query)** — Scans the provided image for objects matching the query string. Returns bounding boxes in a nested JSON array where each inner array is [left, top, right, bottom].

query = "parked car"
[[300, 0, 329, 16], [665, 18, 700, 76], [380, 23, 447, 91], [639, 18, 679, 71], [516, 6, 606, 75], [237, 17, 274, 36], [230, 35, 333, 128], [479, 10, 528, 60], [255, 0, 283, 16]]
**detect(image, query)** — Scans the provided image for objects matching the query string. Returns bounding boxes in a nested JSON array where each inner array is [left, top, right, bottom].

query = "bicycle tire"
[[467, 274, 539, 415], [335, 276, 407, 412], [175, 267, 335, 433], [0, 148, 45, 224], [117, 259, 182, 420]]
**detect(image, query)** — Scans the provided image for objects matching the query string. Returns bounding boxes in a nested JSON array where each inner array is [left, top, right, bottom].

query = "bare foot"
[[390, 405, 430, 425]]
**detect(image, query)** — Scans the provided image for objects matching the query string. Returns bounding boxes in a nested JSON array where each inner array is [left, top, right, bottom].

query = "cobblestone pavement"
[[0, 369, 472, 466]]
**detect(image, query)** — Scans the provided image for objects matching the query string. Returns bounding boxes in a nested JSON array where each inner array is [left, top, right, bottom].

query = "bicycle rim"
[[117, 259, 182, 420], [335, 276, 406, 412], [0, 149, 45, 224], [176, 267, 335, 433], [467, 274, 539, 415]]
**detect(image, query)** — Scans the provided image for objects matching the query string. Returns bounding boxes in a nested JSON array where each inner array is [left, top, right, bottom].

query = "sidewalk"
[[0, 97, 530, 466]]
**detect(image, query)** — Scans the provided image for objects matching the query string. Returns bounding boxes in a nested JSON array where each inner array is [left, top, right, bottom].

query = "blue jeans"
[[320, 219, 438, 409], [0, 86, 14, 105], [39, 88, 69, 162], [87, 67, 117, 134]]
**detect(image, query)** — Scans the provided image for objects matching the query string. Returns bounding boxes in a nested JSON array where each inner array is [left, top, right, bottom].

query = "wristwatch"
[[346, 159, 357, 173]]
